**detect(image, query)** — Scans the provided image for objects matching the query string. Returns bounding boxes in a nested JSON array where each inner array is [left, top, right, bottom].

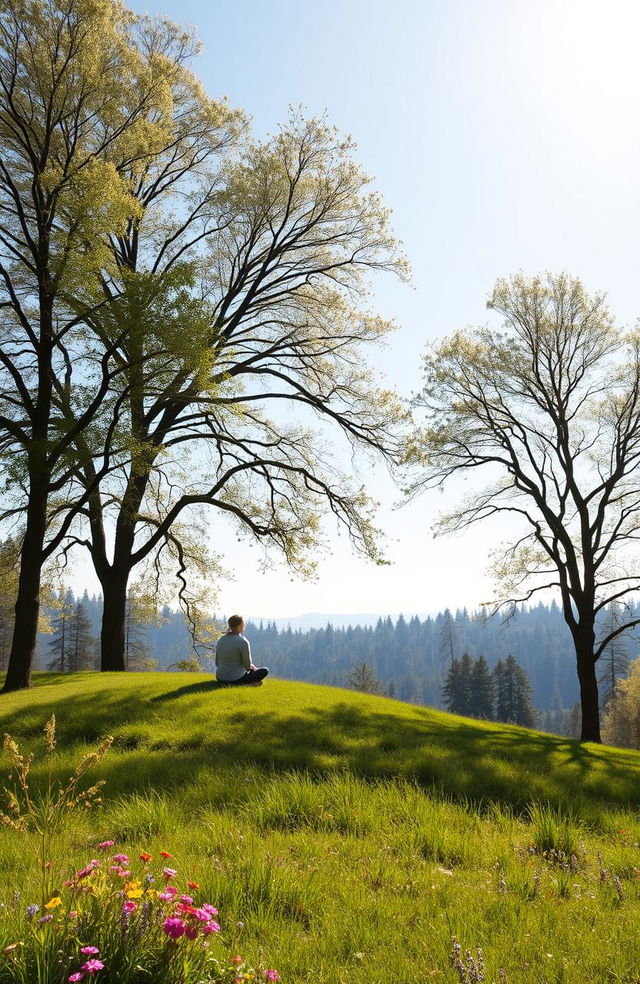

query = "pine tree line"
[[443, 652, 536, 726]]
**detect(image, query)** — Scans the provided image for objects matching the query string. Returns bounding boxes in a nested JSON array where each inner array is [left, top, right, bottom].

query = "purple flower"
[[265, 973, 280, 982], [25, 904, 39, 919], [38, 914, 54, 924], [163, 917, 186, 939], [112, 854, 130, 864]]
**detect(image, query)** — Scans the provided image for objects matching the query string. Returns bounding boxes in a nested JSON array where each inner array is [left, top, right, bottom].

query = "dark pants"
[[231, 667, 269, 685]]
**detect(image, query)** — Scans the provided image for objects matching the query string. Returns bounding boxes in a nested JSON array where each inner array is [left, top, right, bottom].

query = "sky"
[[115, 0, 640, 620]]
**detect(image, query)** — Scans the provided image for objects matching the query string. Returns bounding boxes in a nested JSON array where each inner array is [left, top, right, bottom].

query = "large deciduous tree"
[[410, 273, 640, 742], [66, 115, 407, 672], [0, 0, 232, 690]]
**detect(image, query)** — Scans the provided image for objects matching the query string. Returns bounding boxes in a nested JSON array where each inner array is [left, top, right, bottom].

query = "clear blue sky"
[[122, 0, 640, 619]]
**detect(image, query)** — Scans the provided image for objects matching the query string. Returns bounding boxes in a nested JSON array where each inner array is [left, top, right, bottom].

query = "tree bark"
[[574, 620, 601, 742], [1, 480, 48, 692], [99, 567, 130, 672]]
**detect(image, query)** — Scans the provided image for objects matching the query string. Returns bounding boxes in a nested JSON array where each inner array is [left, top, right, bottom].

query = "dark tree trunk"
[[100, 567, 130, 671], [574, 620, 601, 743], [1, 481, 47, 692]]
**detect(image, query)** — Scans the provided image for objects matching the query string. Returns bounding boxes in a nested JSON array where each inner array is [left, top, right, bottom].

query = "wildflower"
[[187, 880, 199, 890], [158, 887, 178, 901], [180, 894, 193, 904], [25, 904, 39, 919], [38, 914, 54, 924], [185, 925, 198, 940], [124, 900, 137, 913], [265, 972, 280, 981], [201, 920, 220, 934], [45, 897, 62, 909], [68, 975, 84, 982], [80, 947, 100, 956], [160, 851, 172, 858], [80, 958, 105, 973], [98, 841, 115, 851], [69, 911, 78, 919], [139, 852, 152, 862], [112, 853, 130, 864], [163, 917, 186, 939], [145, 874, 155, 883], [163, 867, 177, 879], [3, 943, 20, 954], [202, 903, 218, 915], [233, 956, 243, 965]]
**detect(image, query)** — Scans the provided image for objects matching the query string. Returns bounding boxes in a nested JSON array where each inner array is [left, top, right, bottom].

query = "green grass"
[[1, 672, 640, 983]]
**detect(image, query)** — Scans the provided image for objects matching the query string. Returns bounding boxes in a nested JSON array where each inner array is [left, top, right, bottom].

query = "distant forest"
[[14, 592, 638, 735]]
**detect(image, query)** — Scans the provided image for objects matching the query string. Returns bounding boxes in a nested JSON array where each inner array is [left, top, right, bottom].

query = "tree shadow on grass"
[[1, 679, 637, 813]]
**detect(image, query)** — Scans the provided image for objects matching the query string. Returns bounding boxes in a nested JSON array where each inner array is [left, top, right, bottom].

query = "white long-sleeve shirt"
[[215, 632, 251, 681]]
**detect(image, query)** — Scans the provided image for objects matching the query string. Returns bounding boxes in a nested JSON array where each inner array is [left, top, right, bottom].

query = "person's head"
[[227, 614, 244, 634]]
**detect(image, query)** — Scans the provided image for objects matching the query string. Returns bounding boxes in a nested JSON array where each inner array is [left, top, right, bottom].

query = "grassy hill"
[[1, 673, 639, 982]]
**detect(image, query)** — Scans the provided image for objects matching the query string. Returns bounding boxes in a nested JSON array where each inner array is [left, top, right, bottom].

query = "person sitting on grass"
[[215, 615, 269, 686]]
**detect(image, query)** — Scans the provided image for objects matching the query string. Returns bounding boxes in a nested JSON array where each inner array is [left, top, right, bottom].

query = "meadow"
[[0, 672, 639, 983]]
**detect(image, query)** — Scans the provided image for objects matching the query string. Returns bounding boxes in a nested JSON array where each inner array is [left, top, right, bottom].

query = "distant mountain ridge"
[[248, 611, 435, 630]]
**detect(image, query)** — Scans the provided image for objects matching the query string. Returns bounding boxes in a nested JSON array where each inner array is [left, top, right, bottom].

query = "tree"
[[597, 603, 630, 706], [442, 651, 474, 716], [438, 608, 458, 669], [0, 0, 203, 691], [347, 661, 386, 696], [493, 654, 536, 727], [470, 654, 495, 721], [0, 538, 18, 671], [601, 656, 640, 748], [410, 273, 640, 741], [66, 113, 407, 671], [47, 589, 75, 672]]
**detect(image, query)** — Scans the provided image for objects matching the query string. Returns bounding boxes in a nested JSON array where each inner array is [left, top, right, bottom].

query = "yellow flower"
[[45, 897, 62, 910]]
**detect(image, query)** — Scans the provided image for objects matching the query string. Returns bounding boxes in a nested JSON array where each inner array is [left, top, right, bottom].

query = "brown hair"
[[228, 614, 244, 631]]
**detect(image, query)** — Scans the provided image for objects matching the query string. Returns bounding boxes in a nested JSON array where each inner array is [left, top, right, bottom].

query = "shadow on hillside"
[[150, 679, 224, 701], [1, 682, 636, 810]]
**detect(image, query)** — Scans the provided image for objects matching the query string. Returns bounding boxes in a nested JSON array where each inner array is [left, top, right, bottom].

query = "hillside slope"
[[0, 672, 637, 810], [1, 673, 640, 983]]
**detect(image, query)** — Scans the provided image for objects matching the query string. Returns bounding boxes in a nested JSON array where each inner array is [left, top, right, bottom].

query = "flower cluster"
[[2, 843, 280, 984]]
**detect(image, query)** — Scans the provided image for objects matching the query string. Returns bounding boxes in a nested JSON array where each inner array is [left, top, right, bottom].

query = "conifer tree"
[[470, 654, 495, 721], [442, 652, 474, 715], [66, 602, 95, 672], [597, 604, 630, 706]]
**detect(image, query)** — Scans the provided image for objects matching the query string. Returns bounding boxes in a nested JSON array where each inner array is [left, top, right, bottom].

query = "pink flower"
[[264, 972, 280, 982], [80, 959, 104, 973], [193, 907, 211, 921], [202, 903, 218, 915], [162, 867, 177, 879], [180, 894, 193, 904], [201, 920, 220, 935], [232, 956, 243, 965], [185, 925, 198, 940], [158, 887, 178, 901], [75, 861, 100, 880], [69, 911, 78, 920], [163, 917, 185, 939], [98, 840, 115, 851], [68, 975, 84, 983], [80, 947, 100, 956], [112, 854, 129, 864], [123, 900, 137, 913]]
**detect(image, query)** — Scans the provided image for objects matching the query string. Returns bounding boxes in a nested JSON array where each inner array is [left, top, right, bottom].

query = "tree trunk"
[[1, 484, 47, 692], [100, 568, 130, 672], [575, 627, 601, 743]]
